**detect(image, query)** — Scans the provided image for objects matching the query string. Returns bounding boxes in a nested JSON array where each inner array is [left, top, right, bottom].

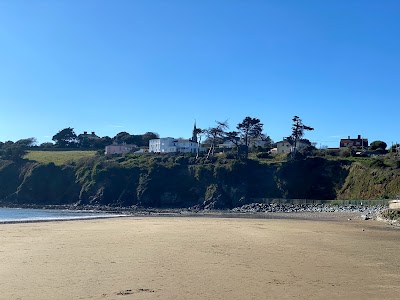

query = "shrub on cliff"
[[0, 139, 35, 161], [256, 152, 271, 159]]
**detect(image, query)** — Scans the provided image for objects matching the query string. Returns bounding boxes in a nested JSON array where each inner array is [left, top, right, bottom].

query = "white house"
[[276, 140, 309, 154], [149, 138, 202, 153], [277, 140, 292, 153], [149, 138, 176, 153]]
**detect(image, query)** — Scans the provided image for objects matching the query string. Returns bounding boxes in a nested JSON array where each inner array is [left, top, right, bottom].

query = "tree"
[[0, 140, 30, 161], [289, 116, 314, 155], [78, 136, 93, 148], [390, 144, 400, 154], [15, 137, 37, 147], [113, 132, 132, 144], [40, 142, 54, 148], [370, 140, 387, 151], [225, 131, 241, 159], [204, 120, 228, 159], [193, 127, 204, 159], [250, 134, 273, 153], [52, 128, 78, 148], [260, 134, 273, 148], [237, 117, 263, 159], [299, 138, 312, 146], [93, 136, 113, 149], [141, 132, 159, 147], [299, 145, 317, 157]]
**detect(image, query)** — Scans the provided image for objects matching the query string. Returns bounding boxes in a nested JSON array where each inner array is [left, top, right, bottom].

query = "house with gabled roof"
[[340, 135, 368, 149], [78, 131, 100, 140]]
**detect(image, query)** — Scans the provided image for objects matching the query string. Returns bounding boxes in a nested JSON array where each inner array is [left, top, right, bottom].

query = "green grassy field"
[[25, 150, 97, 166]]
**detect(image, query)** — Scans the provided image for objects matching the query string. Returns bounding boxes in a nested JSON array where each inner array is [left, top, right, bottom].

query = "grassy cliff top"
[[25, 150, 97, 166]]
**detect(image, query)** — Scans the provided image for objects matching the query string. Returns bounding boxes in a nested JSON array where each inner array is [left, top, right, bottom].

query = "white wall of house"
[[175, 140, 199, 153], [149, 138, 176, 153], [277, 140, 309, 153], [277, 141, 292, 153]]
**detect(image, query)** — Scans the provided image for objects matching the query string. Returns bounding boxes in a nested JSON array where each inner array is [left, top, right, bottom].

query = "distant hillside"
[[0, 154, 399, 208]]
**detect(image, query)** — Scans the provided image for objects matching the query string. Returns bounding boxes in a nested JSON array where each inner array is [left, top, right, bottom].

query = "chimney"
[[84, 131, 87, 135], [357, 135, 361, 139], [92, 132, 95, 135], [348, 136, 350, 139]]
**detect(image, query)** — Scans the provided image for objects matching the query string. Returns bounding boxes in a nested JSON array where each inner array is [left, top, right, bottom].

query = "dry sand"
[[0, 214, 399, 300]]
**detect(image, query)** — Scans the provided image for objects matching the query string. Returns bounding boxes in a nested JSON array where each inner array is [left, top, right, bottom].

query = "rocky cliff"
[[0, 155, 399, 208]]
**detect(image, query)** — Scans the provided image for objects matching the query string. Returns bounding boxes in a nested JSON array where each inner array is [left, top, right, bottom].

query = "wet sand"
[[0, 214, 399, 300]]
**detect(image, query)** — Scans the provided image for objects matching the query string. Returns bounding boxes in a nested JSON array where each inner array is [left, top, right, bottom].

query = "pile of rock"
[[231, 203, 385, 215]]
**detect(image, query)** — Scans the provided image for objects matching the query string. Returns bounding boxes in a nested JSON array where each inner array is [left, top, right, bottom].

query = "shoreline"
[[1, 202, 398, 228], [0, 202, 386, 213], [0, 213, 128, 225], [1, 207, 395, 228]]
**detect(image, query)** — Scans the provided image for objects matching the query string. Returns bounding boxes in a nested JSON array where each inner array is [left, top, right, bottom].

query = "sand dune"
[[0, 215, 399, 299]]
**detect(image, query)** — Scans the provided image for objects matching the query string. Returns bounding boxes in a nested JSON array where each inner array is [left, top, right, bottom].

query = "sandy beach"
[[0, 214, 399, 300]]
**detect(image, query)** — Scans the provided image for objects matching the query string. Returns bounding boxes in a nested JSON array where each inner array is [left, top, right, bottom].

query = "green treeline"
[[1, 154, 399, 208]]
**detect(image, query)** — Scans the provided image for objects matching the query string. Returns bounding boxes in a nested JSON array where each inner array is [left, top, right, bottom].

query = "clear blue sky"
[[1, 0, 399, 148]]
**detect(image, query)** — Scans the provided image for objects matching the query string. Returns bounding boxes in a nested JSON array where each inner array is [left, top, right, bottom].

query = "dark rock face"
[[0, 161, 80, 205], [274, 157, 349, 200], [203, 184, 228, 209], [25, 164, 79, 204], [160, 192, 180, 207], [0, 160, 23, 201]]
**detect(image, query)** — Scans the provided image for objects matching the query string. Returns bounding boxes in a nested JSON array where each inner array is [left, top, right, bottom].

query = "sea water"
[[0, 207, 121, 223]]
